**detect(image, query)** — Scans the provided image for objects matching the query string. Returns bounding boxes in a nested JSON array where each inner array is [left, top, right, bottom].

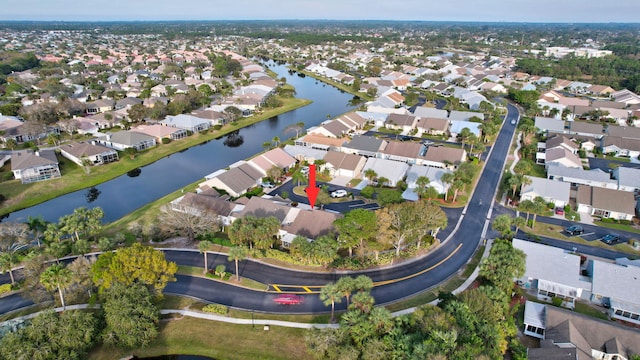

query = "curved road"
[[3, 104, 631, 316]]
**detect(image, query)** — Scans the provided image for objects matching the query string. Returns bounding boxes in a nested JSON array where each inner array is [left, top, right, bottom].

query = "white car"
[[330, 189, 348, 198], [510, 119, 517, 125]]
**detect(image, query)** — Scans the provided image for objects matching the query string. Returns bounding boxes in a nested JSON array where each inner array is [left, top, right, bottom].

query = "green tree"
[[227, 245, 247, 281], [375, 202, 422, 257], [492, 214, 514, 239], [414, 176, 431, 200], [40, 263, 73, 309], [91, 243, 177, 295], [335, 276, 356, 307], [102, 283, 159, 349], [0, 221, 29, 284], [334, 209, 377, 257], [320, 282, 342, 323], [479, 239, 526, 293], [198, 240, 213, 274], [127, 103, 148, 122], [364, 168, 378, 184]]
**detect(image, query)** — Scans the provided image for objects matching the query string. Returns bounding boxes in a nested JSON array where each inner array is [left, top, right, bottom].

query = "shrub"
[[161, 138, 171, 144], [360, 186, 375, 198], [213, 125, 223, 130], [600, 218, 614, 223], [0, 283, 12, 295], [280, 190, 289, 199], [202, 303, 228, 315], [551, 296, 563, 307]]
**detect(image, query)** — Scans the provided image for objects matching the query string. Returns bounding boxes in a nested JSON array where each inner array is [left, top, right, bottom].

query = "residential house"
[[296, 134, 345, 151], [58, 141, 119, 166], [576, 185, 636, 220], [413, 106, 448, 119], [566, 121, 604, 139], [235, 195, 294, 225], [534, 117, 565, 134], [170, 189, 236, 226], [588, 84, 615, 96], [607, 124, 640, 140], [613, 89, 640, 105], [546, 135, 579, 154], [131, 124, 188, 142], [524, 301, 640, 360], [341, 135, 387, 158], [10, 150, 61, 184], [385, 113, 418, 133], [415, 117, 449, 136], [547, 163, 617, 190], [520, 176, 570, 207], [161, 114, 212, 133], [115, 97, 142, 110], [422, 146, 467, 169], [361, 157, 410, 187], [449, 120, 482, 138], [335, 111, 367, 131], [612, 166, 640, 193], [322, 150, 366, 178], [280, 209, 341, 247], [379, 141, 423, 164], [448, 110, 484, 122], [248, 147, 297, 176], [96, 131, 156, 151], [513, 239, 591, 309], [541, 148, 583, 169], [307, 120, 349, 138], [85, 99, 115, 115], [200, 162, 263, 198], [402, 164, 452, 201], [0, 116, 29, 144], [191, 109, 226, 126], [589, 260, 640, 326], [282, 144, 327, 164], [601, 136, 640, 158]]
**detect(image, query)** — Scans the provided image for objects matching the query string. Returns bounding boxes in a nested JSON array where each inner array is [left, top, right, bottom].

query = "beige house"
[[59, 141, 119, 166], [576, 185, 636, 220], [11, 150, 61, 184]]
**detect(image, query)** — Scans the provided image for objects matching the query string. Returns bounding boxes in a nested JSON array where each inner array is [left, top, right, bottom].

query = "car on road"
[[330, 189, 348, 198], [511, 119, 517, 125], [273, 294, 302, 305], [260, 182, 275, 188], [398, 135, 412, 141], [601, 234, 620, 245], [565, 225, 584, 236], [422, 140, 434, 146]]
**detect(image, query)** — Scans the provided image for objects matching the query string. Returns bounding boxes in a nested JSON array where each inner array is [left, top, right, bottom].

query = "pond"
[[5, 61, 357, 223]]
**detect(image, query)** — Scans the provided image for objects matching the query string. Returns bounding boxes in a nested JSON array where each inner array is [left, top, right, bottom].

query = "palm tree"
[[198, 240, 213, 274], [441, 172, 455, 202], [227, 246, 247, 282], [271, 136, 280, 147], [414, 176, 431, 200], [364, 169, 377, 185], [319, 282, 342, 323], [40, 264, 73, 309], [335, 276, 356, 307]]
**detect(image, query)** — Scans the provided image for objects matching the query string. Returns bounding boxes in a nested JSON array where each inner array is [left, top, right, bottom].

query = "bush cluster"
[[202, 303, 228, 315]]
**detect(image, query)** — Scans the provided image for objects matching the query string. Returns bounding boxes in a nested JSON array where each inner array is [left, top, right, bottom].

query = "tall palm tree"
[[364, 169, 377, 184], [440, 172, 455, 202], [227, 246, 247, 282], [198, 240, 213, 274], [320, 282, 342, 323], [414, 176, 431, 200], [40, 264, 73, 309]]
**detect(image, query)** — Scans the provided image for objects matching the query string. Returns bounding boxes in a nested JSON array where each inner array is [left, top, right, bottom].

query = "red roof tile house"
[[11, 150, 61, 184]]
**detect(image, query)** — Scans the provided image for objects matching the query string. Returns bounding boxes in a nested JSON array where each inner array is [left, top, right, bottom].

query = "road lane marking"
[[266, 243, 463, 292]]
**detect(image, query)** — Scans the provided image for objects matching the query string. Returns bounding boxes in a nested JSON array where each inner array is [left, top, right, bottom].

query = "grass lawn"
[[593, 220, 640, 235], [176, 265, 269, 291], [0, 97, 311, 217], [88, 316, 309, 360]]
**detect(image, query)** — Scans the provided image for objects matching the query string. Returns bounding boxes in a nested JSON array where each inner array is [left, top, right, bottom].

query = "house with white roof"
[[449, 120, 482, 138], [401, 164, 452, 201], [361, 157, 409, 187], [520, 176, 570, 207], [513, 239, 591, 309], [589, 260, 640, 325], [412, 106, 448, 119], [96, 131, 156, 151], [534, 117, 565, 134], [612, 166, 640, 193], [282, 145, 327, 164], [448, 110, 484, 122], [160, 114, 212, 132], [546, 163, 617, 190]]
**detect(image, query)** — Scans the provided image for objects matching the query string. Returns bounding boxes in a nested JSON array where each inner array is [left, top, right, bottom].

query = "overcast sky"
[[1, 0, 638, 23]]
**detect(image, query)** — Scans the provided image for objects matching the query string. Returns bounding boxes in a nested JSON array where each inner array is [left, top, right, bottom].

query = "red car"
[[273, 294, 303, 305], [555, 207, 565, 215]]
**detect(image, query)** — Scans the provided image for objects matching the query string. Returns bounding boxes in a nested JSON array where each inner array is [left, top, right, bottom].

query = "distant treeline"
[[0, 51, 40, 84], [516, 56, 640, 93]]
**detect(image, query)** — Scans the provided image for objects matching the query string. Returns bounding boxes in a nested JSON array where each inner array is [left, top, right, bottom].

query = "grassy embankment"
[[0, 97, 311, 217]]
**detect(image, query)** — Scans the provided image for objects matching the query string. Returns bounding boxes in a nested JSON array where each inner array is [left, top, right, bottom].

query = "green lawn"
[[0, 97, 311, 217], [88, 316, 309, 360]]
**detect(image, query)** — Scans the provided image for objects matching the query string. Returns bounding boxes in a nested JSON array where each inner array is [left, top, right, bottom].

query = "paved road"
[[1, 103, 634, 315]]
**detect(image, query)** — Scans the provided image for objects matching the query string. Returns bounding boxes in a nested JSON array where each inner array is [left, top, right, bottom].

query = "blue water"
[[4, 62, 356, 223]]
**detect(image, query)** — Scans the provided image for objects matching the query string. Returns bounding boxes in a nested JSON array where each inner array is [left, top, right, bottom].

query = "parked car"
[[273, 294, 302, 305], [300, 166, 309, 175], [330, 189, 348, 198], [565, 225, 584, 236], [260, 182, 275, 188], [422, 140, 434, 146], [555, 207, 565, 215], [398, 135, 412, 141], [601, 234, 620, 245]]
